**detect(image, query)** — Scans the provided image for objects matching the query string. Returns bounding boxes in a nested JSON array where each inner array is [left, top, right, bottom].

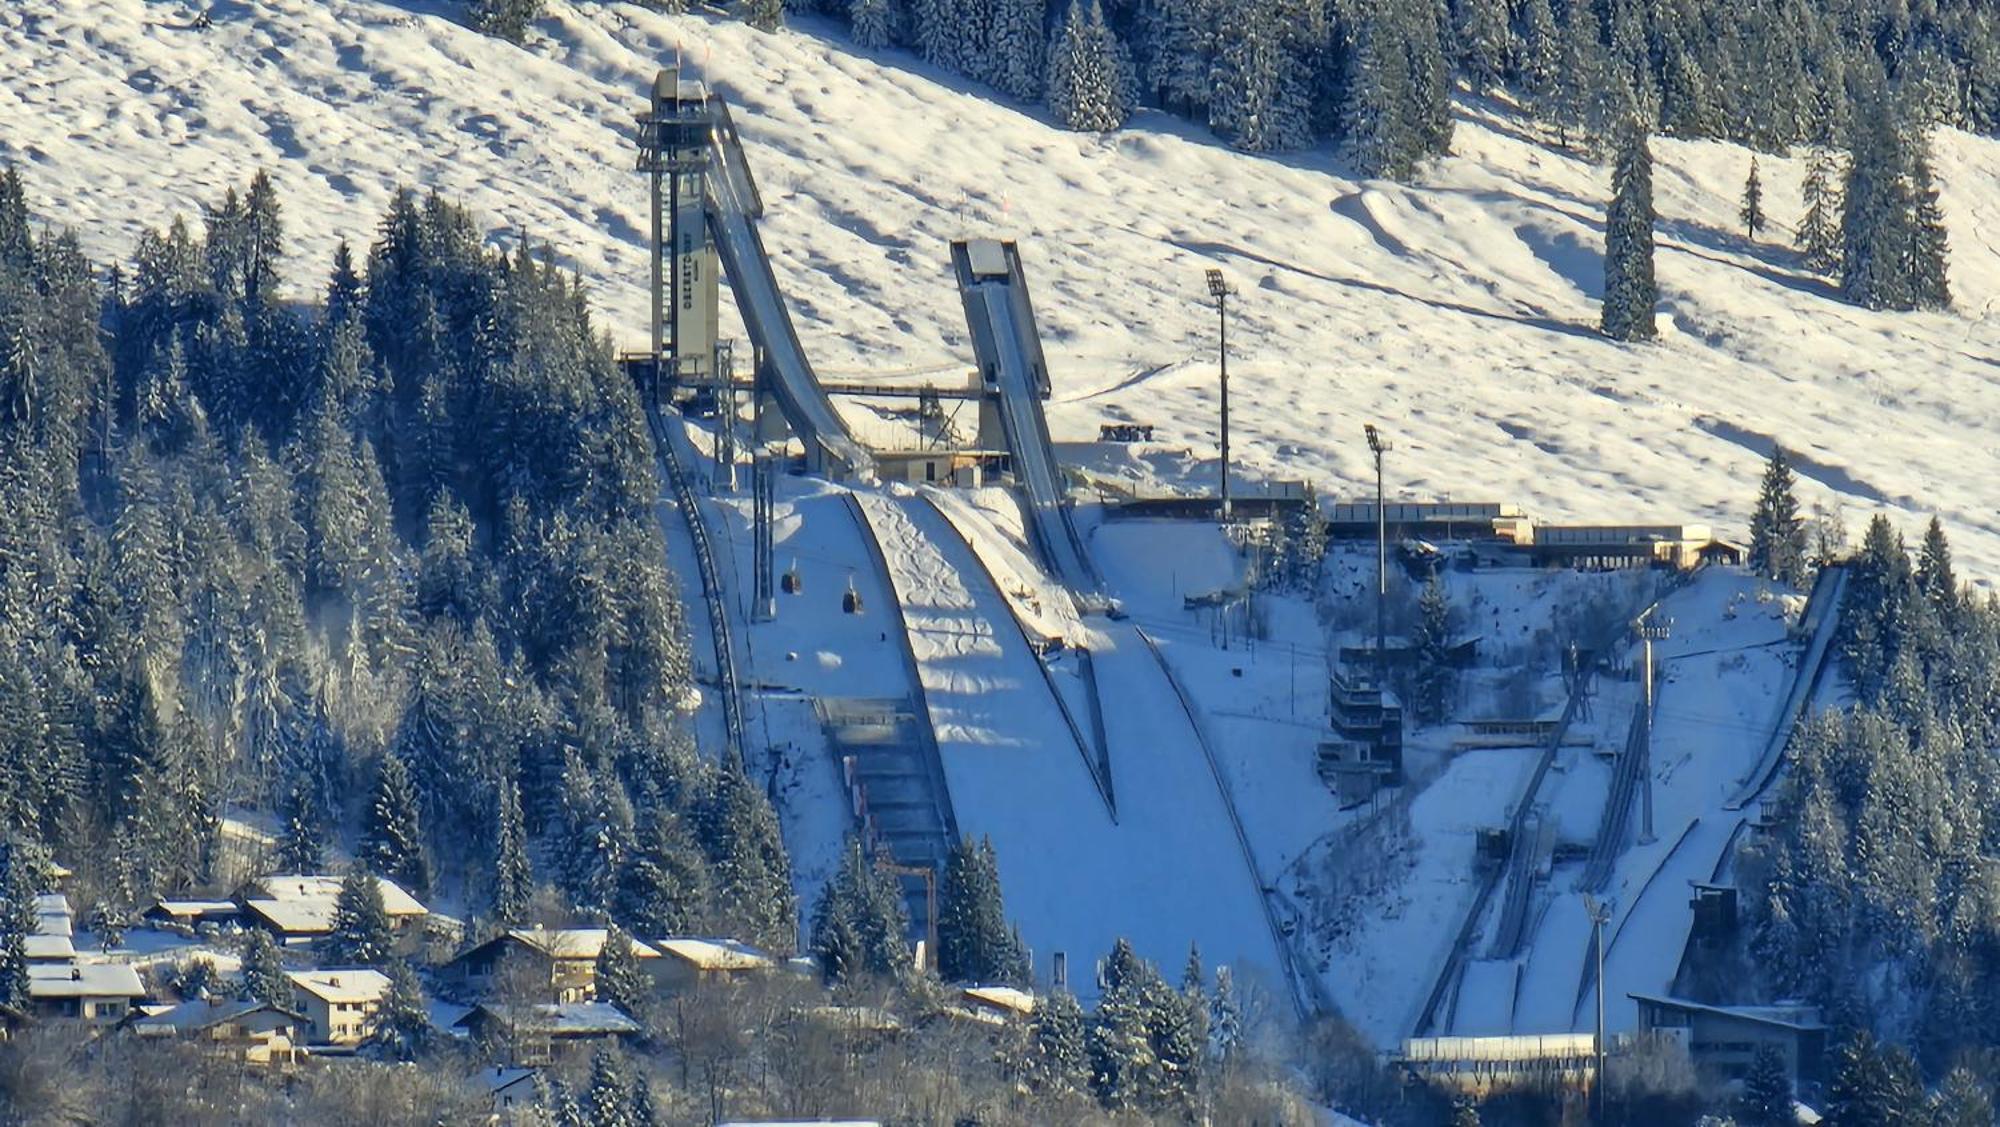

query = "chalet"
[[442, 927, 662, 1004], [131, 996, 303, 1065], [476, 1066, 542, 1118], [239, 875, 427, 946], [286, 969, 392, 1046], [1631, 993, 1828, 1092], [454, 1002, 641, 1062], [144, 899, 244, 932], [27, 963, 146, 1026], [651, 938, 777, 993]]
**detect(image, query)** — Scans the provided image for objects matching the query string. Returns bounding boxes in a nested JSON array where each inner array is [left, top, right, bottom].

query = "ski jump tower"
[[632, 68, 874, 480], [636, 66, 721, 389]]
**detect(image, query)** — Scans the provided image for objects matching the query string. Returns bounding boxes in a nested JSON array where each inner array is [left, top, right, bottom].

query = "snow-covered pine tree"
[[617, 805, 710, 937], [850, 0, 893, 49], [370, 959, 431, 1061], [1209, 0, 1290, 152], [1916, 515, 1956, 614], [989, 0, 1049, 102], [1600, 120, 1658, 341], [596, 924, 652, 1017], [958, 0, 999, 84], [1209, 964, 1242, 1063], [325, 867, 395, 966], [1413, 573, 1454, 722], [1344, 4, 1418, 178], [914, 0, 961, 68], [1748, 446, 1809, 589], [492, 776, 533, 924], [1907, 136, 1951, 310], [1736, 1043, 1794, 1126], [1023, 987, 1091, 1094], [1046, 1, 1138, 132], [1842, 84, 1916, 310], [1453, 0, 1509, 93], [1797, 148, 1841, 273], [1401, 0, 1454, 157], [0, 839, 39, 1009], [1550, 0, 1606, 151], [938, 835, 1026, 984], [747, 0, 786, 33], [1931, 1068, 1996, 1127], [1741, 157, 1766, 237], [275, 775, 325, 875], [362, 751, 431, 896], [241, 927, 288, 1008], [1514, 0, 1559, 112], [587, 1046, 637, 1127], [695, 757, 797, 954], [470, 0, 543, 44], [1148, 0, 1213, 117], [810, 838, 910, 984]]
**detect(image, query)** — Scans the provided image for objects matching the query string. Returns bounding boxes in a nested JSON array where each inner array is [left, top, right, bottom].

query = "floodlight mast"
[[1206, 269, 1234, 521]]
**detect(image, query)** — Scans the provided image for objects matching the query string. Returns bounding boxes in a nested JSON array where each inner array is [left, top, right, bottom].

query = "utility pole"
[[1206, 269, 1235, 522], [1583, 893, 1611, 1124], [1365, 425, 1392, 689], [1635, 605, 1671, 845]]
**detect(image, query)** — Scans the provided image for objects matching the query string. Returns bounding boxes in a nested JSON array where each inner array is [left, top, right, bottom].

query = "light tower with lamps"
[[1206, 269, 1234, 521], [1583, 892, 1612, 1123], [1364, 424, 1391, 689], [1634, 604, 1672, 844]]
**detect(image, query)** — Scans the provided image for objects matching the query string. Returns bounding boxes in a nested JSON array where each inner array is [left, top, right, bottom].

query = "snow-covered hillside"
[[8, 0, 2000, 574]]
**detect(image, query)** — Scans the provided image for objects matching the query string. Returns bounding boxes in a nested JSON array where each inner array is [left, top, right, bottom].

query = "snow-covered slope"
[[9, 0, 2000, 577]]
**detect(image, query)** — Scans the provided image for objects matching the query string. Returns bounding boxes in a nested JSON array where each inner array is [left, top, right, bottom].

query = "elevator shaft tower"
[[636, 66, 721, 386]]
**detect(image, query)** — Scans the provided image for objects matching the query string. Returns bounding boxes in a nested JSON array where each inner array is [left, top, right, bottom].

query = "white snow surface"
[[855, 489, 1288, 998], [9, 0, 2000, 576]]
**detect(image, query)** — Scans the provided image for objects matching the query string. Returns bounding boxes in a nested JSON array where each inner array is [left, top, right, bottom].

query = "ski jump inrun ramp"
[[951, 239, 1103, 598], [704, 98, 874, 481]]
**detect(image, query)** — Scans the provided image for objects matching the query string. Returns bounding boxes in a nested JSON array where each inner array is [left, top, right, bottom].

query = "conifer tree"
[[1455, 0, 1510, 93], [1413, 573, 1454, 722], [1551, 0, 1609, 151], [1514, 0, 1559, 111], [1907, 139, 1951, 310], [1210, 964, 1242, 1063], [241, 927, 289, 1009], [1345, 6, 1418, 178], [1931, 1067, 1995, 1127], [0, 839, 40, 1010], [1046, 1, 1137, 132], [1600, 120, 1658, 341], [938, 836, 1026, 984], [587, 1045, 637, 1127], [811, 839, 910, 984], [470, 0, 543, 44], [1916, 516, 1956, 613], [1024, 988, 1092, 1095], [1741, 157, 1766, 237], [325, 867, 395, 966], [275, 775, 324, 875], [1736, 1043, 1793, 1126], [1208, 0, 1310, 152], [1748, 446, 1808, 588], [1798, 149, 1841, 273], [596, 924, 651, 1016], [492, 776, 533, 924], [362, 751, 430, 896], [618, 806, 710, 937], [850, 0, 893, 48], [695, 759, 797, 954], [747, 0, 785, 33], [1826, 1031, 1924, 1125], [370, 960, 431, 1061]]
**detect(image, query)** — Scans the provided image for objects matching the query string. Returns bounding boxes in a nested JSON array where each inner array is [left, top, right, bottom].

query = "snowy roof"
[[242, 875, 426, 934], [475, 1066, 538, 1095], [1628, 993, 1825, 1031], [28, 962, 145, 999], [460, 1002, 641, 1037], [286, 969, 392, 1005], [34, 893, 71, 920], [504, 927, 661, 961], [24, 935, 75, 961], [653, 937, 774, 971], [133, 996, 301, 1034], [959, 985, 1036, 1016], [147, 899, 241, 919]]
